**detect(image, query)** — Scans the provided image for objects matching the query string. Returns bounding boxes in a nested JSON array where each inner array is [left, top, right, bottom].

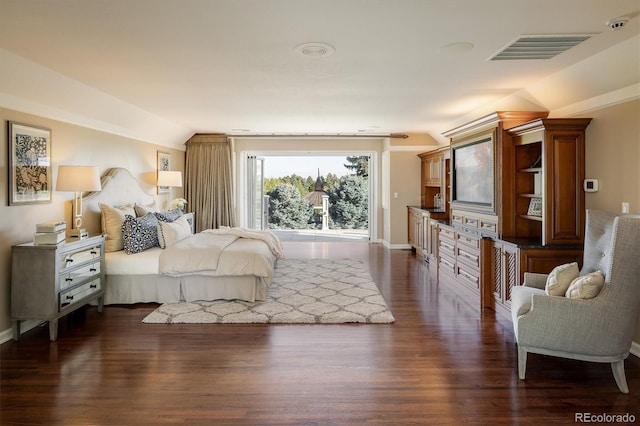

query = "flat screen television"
[[451, 134, 495, 214]]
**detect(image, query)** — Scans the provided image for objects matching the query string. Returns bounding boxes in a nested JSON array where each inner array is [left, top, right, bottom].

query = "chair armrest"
[[522, 272, 547, 290]]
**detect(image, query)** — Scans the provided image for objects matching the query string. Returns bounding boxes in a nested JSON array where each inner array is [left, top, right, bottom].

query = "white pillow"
[[134, 202, 160, 217], [99, 203, 135, 252], [157, 215, 192, 248], [545, 262, 579, 296], [565, 271, 605, 299]]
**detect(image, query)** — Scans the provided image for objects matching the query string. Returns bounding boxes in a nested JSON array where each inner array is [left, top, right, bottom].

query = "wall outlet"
[[622, 202, 630, 214]]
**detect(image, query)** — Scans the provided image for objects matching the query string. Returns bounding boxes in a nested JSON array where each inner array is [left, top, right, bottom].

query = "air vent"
[[490, 35, 592, 60]]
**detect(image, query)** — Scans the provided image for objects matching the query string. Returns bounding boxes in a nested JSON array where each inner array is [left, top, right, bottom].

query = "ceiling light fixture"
[[294, 42, 336, 58]]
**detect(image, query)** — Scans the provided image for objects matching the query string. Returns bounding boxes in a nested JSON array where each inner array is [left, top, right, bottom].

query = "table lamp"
[[56, 165, 102, 239]]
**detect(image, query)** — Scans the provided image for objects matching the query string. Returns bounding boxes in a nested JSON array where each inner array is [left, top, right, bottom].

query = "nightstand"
[[11, 234, 105, 341]]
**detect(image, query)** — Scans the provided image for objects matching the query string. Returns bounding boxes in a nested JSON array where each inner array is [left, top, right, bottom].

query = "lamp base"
[[68, 228, 89, 239]]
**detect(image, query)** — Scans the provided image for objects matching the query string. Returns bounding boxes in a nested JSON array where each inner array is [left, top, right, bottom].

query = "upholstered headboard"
[[81, 168, 155, 235]]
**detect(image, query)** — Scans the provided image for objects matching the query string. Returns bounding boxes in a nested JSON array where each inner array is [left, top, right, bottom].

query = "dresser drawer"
[[439, 226, 456, 241], [439, 257, 456, 276], [439, 239, 456, 258], [59, 278, 102, 310], [59, 260, 101, 290], [60, 245, 102, 271], [457, 265, 480, 290], [456, 232, 480, 250], [456, 246, 480, 269]]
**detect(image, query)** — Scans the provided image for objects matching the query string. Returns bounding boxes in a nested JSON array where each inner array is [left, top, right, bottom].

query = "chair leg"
[[518, 346, 527, 380], [611, 360, 629, 394]]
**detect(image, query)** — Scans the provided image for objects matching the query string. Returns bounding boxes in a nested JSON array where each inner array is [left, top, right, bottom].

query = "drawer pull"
[[90, 268, 97, 272], [65, 258, 73, 263], [66, 295, 74, 301], [65, 277, 73, 282], [90, 250, 97, 255], [90, 284, 97, 289]]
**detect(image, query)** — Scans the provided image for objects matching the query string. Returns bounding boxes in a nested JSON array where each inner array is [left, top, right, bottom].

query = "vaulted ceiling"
[[0, 0, 638, 148]]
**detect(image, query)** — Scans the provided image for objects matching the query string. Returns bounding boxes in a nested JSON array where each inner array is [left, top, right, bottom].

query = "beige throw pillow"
[[545, 262, 579, 296], [99, 203, 135, 252], [157, 215, 192, 248], [565, 271, 605, 299]]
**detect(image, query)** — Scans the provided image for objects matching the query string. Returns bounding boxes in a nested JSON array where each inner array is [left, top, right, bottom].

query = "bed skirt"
[[100, 274, 267, 305]]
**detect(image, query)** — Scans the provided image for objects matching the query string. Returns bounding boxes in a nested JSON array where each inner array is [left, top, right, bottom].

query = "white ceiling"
[[0, 0, 638, 149]]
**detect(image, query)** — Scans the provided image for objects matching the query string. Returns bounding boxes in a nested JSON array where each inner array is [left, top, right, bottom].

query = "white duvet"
[[158, 229, 280, 282]]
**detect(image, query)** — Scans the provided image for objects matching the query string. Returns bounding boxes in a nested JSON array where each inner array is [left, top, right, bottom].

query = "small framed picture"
[[527, 197, 543, 217], [157, 151, 170, 194], [8, 122, 52, 205]]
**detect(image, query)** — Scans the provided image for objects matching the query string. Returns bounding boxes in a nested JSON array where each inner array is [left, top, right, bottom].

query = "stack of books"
[[34, 221, 67, 246]]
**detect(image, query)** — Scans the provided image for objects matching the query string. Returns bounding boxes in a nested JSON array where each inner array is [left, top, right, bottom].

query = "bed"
[[80, 167, 282, 304]]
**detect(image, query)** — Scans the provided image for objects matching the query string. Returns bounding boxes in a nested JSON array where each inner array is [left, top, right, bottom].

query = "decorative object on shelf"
[[530, 154, 542, 168], [157, 151, 171, 194], [8, 122, 52, 205], [56, 165, 102, 239], [527, 197, 543, 217], [34, 220, 67, 245], [169, 198, 187, 212]]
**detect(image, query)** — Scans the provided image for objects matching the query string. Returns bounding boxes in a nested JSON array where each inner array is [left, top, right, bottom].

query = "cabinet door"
[[544, 130, 585, 245], [502, 244, 519, 307]]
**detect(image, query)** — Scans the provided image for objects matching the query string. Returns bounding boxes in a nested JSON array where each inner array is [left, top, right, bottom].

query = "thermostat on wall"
[[583, 179, 598, 192]]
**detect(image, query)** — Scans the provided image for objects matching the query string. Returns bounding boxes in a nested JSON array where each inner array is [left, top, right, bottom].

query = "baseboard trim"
[[383, 241, 412, 250], [0, 320, 41, 345]]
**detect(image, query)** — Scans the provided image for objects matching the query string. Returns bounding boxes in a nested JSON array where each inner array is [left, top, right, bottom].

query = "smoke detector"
[[607, 18, 628, 31], [294, 42, 335, 58]]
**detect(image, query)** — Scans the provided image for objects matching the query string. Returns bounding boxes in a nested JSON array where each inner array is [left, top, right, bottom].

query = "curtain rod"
[[222, 133, 408, 139]]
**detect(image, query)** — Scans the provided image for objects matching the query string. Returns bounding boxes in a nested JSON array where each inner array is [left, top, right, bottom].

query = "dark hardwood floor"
[[1, 241, 639, 425]]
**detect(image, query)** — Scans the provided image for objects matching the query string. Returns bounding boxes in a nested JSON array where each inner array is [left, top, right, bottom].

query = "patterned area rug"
[[142, 258, 395, 324]]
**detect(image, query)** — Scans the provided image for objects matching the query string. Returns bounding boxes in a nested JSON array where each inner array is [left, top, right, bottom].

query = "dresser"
[[11, 234, 105, 341]]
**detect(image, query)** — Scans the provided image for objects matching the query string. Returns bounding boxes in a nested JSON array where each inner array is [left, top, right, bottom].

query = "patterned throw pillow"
[[155, 211, 183, 223], [122, 213, 160, 254]]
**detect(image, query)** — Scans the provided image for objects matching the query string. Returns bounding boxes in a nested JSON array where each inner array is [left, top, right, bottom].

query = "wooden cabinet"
[[488, 240, 519, 318], [418, 147, 449, 213], [505, 118, 592, 245], [11, 234, 105, 341], [486, 238, 583, 318], [437, 223, 490, 307], [407, 207, 423, 252], [427, 112, 591, 320]]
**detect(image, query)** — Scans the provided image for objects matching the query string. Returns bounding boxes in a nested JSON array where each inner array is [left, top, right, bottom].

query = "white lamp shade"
[[157, 170, 183, 187], [56, 166, 102, 192]]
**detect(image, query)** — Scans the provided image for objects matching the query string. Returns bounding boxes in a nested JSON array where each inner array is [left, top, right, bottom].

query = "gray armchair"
[[511, 209, 640, 393]]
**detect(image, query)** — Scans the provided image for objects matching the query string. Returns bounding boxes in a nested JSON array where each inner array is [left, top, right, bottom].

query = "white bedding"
[[106, 247, 162, 275], [160, 232, 277, 282]]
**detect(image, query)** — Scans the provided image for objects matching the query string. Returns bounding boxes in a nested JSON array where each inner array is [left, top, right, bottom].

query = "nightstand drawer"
[[59, 278, 101, 310], [60, 245, 102, 271], [59, 260, 101, 290]]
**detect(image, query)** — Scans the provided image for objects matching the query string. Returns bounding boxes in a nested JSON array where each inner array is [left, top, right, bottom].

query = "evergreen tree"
[[344, 156, 369, 177], [266, 183, 314, 229], [328, 175, 369, 229]]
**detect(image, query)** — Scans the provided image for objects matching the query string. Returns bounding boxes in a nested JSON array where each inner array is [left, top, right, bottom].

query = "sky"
[[263, 156, 351, 178]]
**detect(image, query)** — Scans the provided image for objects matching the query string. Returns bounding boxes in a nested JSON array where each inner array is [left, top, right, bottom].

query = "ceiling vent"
[[490, 35, 592, 60]]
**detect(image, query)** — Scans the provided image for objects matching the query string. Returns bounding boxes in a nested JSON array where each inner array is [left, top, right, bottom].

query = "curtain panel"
[[185, 135, 236, 232]]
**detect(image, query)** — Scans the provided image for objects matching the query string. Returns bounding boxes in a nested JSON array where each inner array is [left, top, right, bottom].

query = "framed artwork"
[[8, 122, 52, 205], [157, 151, 170, 194]]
